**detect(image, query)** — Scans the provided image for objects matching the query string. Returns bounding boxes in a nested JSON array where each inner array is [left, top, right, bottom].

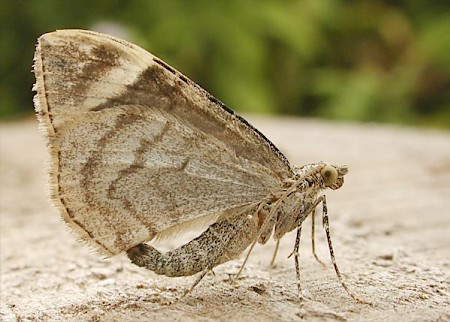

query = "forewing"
[[33, 29, 293, 255]]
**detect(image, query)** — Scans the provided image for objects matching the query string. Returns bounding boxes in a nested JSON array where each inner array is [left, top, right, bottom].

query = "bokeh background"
[[2, 0, 449, 128]]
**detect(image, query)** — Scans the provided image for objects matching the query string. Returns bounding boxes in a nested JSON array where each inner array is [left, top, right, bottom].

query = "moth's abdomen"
[[127, 207, 259, 277]]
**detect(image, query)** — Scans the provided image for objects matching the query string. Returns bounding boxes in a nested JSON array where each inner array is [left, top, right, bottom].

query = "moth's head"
[[320, 164, 348, 190]]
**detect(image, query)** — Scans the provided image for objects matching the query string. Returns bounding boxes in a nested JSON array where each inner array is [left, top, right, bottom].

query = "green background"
[[1, 0, 449, 128]]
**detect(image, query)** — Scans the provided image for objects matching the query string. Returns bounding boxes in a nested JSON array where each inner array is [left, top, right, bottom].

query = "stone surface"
[[1, 117, 449, 321]]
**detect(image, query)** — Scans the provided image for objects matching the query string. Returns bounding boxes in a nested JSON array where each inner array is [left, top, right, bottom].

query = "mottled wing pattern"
[[33, 29, 293, 255]]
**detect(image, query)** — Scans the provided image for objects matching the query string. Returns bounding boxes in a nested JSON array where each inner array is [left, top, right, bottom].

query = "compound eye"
[[321, 165, 338, 186]]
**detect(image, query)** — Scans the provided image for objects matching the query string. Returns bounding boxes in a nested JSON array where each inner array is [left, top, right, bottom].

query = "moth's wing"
[[33, 29, 293, 256]]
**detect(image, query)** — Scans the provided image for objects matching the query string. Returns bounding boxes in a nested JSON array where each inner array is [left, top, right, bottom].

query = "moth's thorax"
[[267, 163, 348, 240], [270, 180, 319, 240]]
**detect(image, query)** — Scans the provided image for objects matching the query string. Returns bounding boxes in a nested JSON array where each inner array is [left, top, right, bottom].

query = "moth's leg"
[[176, 267, 211, 302], [257, 204, 276, 245], [321, 195, 369, 304], [255, 203, 280, 267], [234, 201, 280, 279], [311, 209, 326, 266], [270, 239, 280, 267], [287, 226, 303, 297], [127, 210, 258, 278], [286, 195, 324, 298]]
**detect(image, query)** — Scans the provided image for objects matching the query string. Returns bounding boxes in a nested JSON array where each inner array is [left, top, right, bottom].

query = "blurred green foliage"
[[1, 0, 449, 128]]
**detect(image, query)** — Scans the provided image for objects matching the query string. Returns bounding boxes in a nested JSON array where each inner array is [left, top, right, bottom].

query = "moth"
[[33, 29, 360, 301]]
